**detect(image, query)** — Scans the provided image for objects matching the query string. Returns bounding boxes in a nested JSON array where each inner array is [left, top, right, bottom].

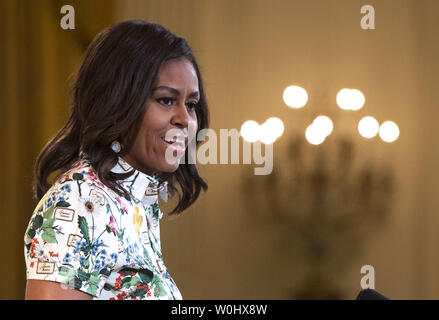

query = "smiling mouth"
[[161, 137, 186, 149]]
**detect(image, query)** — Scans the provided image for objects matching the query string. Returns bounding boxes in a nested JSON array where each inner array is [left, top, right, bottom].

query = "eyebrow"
[[152, 86, 200, 99]]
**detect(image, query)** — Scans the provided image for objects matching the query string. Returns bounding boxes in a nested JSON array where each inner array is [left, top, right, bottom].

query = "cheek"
[[139, 110, 165, 146], [188, 119, 198, 141], [133, 124, 157, 157]]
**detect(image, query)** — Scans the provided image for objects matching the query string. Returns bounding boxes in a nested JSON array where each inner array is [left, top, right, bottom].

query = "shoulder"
[[33, 159, 120, 219], [57, 159, 107, 191], [24, 160, 121, 298]]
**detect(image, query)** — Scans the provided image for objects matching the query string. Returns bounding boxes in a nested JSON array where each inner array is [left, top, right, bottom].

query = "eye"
[[156, 97, 175, 106], [186, 101, 199, 111]]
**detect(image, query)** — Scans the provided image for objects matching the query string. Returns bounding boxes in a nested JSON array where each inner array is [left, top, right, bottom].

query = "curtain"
[[0, 0, 115, 299]]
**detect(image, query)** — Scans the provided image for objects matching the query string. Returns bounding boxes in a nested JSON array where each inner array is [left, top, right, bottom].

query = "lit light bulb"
[[379, 121, 399, 143], [312, 115, 333, 137], [358, 116, 379, 139], [305, 124, 326, 145], [263, 117, 284, 138], [283, 85, 308, 109], [240, 120, 260, 142], [336, 88, 365, 111], [259, 123, 278, 144]]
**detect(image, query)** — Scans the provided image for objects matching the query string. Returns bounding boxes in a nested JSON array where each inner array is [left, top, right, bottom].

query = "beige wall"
[[116, 0, 439, 299], [1, 0, 438, 299]]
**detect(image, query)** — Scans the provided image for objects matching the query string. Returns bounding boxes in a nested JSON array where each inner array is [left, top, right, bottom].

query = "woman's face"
[[123, 57, 199, 176]]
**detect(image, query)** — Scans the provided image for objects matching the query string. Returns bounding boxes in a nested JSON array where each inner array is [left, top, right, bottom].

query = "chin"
[[159, 161, 180, 173], [159, 150, 185, 173]]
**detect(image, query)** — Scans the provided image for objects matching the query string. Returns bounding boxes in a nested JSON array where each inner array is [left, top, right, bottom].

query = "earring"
[[111, 140, 121, 153]]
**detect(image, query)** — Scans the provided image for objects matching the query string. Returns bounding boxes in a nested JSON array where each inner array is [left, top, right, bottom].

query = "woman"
[[24, 20, 209, 300]]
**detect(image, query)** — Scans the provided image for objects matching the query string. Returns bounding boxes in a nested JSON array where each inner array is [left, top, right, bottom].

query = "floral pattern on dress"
[[24, 157, 182, 300]]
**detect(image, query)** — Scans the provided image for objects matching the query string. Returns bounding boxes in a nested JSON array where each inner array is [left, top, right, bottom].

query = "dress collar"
[[109, 156, 168, 202]]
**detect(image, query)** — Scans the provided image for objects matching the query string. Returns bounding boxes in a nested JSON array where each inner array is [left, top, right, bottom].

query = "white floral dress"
[[24, 156, 183, 300]]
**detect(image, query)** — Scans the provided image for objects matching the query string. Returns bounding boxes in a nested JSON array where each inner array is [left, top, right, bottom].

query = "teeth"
[[163, 137, 184, 145]]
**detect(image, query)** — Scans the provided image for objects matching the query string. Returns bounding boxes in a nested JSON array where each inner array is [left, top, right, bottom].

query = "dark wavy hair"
[[33, 20, 209, 215]]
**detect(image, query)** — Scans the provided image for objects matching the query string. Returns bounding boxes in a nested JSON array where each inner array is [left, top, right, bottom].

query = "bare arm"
[[25, 279, 93, 300]]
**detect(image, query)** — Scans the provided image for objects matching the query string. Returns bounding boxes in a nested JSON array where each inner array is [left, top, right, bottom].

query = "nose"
[[171, 102, 190, 128]]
